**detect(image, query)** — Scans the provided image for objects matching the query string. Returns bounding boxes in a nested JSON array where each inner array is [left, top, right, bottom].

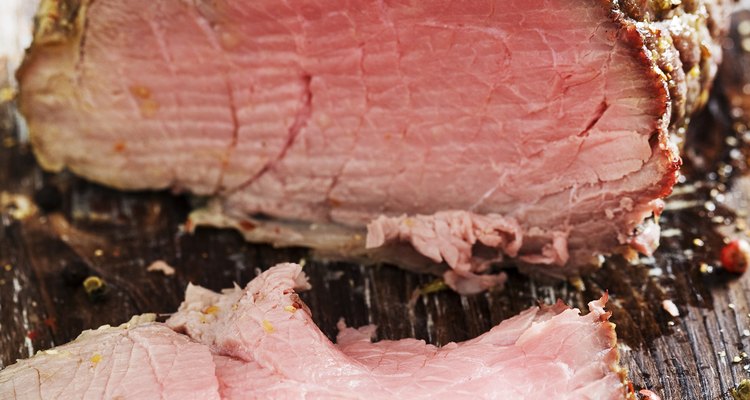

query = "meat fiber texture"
[[0, 263, 629, 400], [18, 0, 728, 291]]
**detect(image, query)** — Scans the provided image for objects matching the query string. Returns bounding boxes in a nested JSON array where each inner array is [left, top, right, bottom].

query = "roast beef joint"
[[18, 0, 726, 290]]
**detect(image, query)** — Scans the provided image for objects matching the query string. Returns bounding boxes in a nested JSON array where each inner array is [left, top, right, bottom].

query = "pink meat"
[[19, 0, 727, 287], [167, 263, 628, 399], [0, 316, 220, 400], [0, 264, 629, 399]]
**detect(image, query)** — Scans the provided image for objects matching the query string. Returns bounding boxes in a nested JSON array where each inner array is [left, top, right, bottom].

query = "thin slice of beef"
[[0, 264, 630, 399], [0, 315, 220, 400], [18, 0, 728, 290], [169, 263, 629, 399]]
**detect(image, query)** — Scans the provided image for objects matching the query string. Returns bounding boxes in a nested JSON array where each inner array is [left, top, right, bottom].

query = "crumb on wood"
[[662, 299, 680, 317], [146, 260, 176, 276], [0, 192, 36, 220]]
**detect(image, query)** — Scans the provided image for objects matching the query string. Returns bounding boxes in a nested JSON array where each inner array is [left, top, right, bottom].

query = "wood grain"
[[4, 14, 750, 400]]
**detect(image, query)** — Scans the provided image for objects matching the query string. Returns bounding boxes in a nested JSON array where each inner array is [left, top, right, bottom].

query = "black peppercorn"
[[61, 261, 90, 286], [33, 185, 62, 212], [83, 276, 107, 302]]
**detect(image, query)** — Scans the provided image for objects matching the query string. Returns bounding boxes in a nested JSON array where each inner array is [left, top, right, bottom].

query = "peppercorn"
[[720, 239, 750, 274], [32, 185, 62, 212], [61, 261, 90, 286], [83, 276, 107, 302], [731, 379, 750, 400]]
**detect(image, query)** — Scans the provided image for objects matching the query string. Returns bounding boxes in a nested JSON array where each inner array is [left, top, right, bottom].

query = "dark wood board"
[[4, 15, 750, 400]]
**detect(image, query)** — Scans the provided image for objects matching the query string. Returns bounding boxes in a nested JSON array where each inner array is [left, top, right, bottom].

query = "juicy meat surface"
[[0, 264, 629, 399], [19, 0, 726, 289], [0, 315, 220, 400]]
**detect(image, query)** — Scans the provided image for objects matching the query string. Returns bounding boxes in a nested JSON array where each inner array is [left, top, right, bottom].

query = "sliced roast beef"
[[0, 263, 629, 399], [18, 0, 727, 289], [0, 315, 220, 400]]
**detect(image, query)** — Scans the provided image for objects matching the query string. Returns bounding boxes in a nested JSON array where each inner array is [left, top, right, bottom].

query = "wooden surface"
[[4, 18, 750, 400]]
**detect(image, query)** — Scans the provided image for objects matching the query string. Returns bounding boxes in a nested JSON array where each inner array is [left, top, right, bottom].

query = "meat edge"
[[16, 0, 87, 175]]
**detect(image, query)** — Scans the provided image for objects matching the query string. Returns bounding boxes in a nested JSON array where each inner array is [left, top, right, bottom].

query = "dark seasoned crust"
[[615, 0, 729, 130], [28, 0, 85, 46], [16, 0, 90, 173], [595, 0, 727, 266]]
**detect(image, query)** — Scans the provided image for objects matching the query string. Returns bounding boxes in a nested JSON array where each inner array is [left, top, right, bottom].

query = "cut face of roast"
[[20, 0, 724, 288]]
